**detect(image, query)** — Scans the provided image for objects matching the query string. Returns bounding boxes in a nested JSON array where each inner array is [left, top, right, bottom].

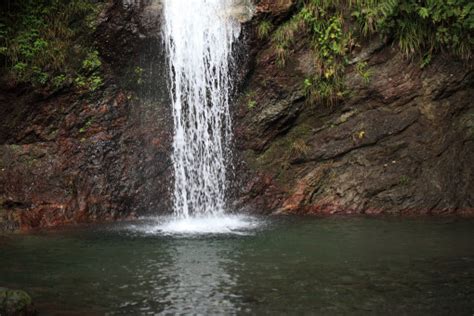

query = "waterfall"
[[163, 0, 241, 218]]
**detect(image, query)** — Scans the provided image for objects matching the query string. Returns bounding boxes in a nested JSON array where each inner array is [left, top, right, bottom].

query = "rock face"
[[0, 1, 473, 231], [234, 2, 474, 215], [0, 0, 173, 231]]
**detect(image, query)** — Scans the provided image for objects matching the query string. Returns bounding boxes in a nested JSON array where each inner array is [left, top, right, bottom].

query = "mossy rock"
[[0, 288, 36, 316]]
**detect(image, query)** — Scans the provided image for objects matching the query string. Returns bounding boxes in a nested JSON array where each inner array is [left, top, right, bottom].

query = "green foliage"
[[351, 0, 473, 59], [74, 73, 102, 92], [303, 78, 313, 92], [52, 74, 67, 89], [79, 117, 94, 133], [0, 0, 104, 91], [248, 99, 257, 109], [420, 53, 432, 69], [245, 91, 257, 109], [266, 0, 473, 105], [356, 61, 371, 84], [88, 75, 103, 91], [272, 17, 301, 67], [257, 20, 273, 39], [82, 50, 102, 72], [272, 0, 351, 105], [75, 50, 103, 91]]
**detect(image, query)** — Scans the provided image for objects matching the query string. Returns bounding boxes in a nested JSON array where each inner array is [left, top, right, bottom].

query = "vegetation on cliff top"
[[0, 0, 104, 92], [262, 0, 473, 105]]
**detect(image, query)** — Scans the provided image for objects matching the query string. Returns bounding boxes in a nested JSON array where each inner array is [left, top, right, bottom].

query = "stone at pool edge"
[[0, 288, 37, 316]]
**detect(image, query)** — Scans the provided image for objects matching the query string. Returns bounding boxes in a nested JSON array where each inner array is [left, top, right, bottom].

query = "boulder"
[[0, 288, 36, 316]]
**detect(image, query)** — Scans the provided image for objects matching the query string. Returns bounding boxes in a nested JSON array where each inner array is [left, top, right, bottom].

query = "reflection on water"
[[115, 238, 237, 315], [0, 217, 473, 314], [118, 215, 261, 314], [162, 241, 237, 314]]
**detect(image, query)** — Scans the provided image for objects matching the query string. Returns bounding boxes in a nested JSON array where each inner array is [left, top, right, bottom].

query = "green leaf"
[[418, 7, 430, 19]]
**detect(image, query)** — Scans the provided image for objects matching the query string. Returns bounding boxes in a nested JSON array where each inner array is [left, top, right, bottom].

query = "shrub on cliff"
[[0, 0, 104, 92], [268, 0, 473, 104], [351, 0, 473, 59]]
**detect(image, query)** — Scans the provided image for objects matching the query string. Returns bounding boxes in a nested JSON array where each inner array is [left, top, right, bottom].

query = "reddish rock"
[[0, 1, 172, 231]]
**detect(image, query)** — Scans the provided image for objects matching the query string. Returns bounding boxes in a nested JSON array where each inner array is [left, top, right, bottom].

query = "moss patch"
[[0, 288, 34, 315], [249, 122, 314, 185]]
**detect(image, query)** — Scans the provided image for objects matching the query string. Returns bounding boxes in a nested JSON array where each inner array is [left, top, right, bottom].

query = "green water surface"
[[1, 216, 473, 315]]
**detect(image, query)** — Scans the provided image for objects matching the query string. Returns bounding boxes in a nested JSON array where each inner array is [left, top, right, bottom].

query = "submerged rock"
[[0, 288, 36, 316]]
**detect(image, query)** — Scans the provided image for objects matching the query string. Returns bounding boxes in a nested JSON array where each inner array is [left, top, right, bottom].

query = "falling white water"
[[163, 0, 242, 219]]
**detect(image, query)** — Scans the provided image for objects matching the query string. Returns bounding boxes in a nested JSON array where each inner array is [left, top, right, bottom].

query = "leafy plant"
[[245, 91, 257, 109], [0, 0, 104, 91], [356, 61, 371, 84], [257, 20, 273, 39], [52, 74, 67, 89], [88, 75, 103, 91], [248, 99, 257, 109], [76, 50, 103, 91], [82, 50, 102, 73], [270, 0, 351, 105], [420, 53, 432, 69], [268, 0, 473, 106], [351, 0, 473, 59], [79, 117, 94, 133]]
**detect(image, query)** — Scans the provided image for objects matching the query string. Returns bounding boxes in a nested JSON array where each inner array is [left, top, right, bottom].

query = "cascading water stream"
[[163, 0, 241, 219]]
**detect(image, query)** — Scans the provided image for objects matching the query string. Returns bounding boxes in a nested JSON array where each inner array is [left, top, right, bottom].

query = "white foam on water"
[[129, 215, 261, 236], [158, 215, 259, 235]]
